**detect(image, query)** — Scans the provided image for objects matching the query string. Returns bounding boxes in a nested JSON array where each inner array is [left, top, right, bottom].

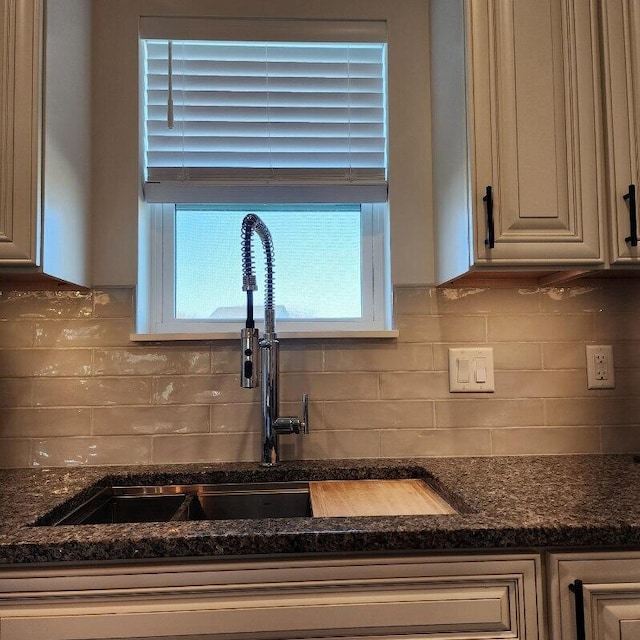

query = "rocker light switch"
[[448, 348, 495, 393], [475, 357, 487, 383], [457, 358, 470, 383]]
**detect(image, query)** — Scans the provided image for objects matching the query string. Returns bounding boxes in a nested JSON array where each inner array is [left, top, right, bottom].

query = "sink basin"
[[52, 489, 192, 525], [192, 482, 312, 520], [50, 482, 312, 525]]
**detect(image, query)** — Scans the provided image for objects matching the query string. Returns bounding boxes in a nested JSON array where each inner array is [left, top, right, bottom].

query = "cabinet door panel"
[[0, 0, 40, 265], [469, 0, 603, 264], [601, 0, 640, 263], [548, 552, 640, 640], [601, 601, 640, 640]]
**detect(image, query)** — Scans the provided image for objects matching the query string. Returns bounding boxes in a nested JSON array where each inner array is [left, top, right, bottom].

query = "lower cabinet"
[[0, 554, 544, 640], [548, 551, 640, 640]]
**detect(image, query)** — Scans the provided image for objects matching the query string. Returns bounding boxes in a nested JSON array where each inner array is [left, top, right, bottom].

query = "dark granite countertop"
[[1, 455, 640, 564]]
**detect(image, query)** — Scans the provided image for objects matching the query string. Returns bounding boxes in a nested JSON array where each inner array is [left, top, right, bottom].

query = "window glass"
[[175, 205, 363, 322]]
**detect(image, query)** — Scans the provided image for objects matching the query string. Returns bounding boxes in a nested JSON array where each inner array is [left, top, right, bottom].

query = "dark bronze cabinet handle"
[[624, 184, 637, 247], [569, 580, 586, 640], [483, 186, 495, 248]]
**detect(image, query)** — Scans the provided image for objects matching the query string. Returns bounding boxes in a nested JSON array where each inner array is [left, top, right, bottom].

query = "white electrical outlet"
[[586, 345, 615, 389]]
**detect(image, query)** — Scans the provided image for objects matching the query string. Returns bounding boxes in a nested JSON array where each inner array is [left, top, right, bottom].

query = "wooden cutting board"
[[309, 479, 457, 517]]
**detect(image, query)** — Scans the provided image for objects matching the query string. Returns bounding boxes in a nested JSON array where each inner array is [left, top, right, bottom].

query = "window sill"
[[130, 329, 399, 342]]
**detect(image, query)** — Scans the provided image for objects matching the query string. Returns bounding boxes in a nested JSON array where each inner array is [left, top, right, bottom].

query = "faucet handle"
[[301, 393, 309, 434], [273, 394, 310, 435]]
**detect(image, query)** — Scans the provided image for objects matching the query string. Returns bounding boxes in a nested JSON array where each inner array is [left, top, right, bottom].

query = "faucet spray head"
[[240, 327, 259, 388]]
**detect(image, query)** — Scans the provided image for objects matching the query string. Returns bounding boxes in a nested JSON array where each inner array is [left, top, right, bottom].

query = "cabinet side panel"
[[431, 0, 471, 284], [41, 0, 91, 286]]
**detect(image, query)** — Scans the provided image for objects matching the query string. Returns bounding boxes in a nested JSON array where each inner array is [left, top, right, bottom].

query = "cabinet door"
[[548, 551, 640, 640], [601, 0, 640, 264], [468, 0, 604, 265], [0, 0, 40, 265]]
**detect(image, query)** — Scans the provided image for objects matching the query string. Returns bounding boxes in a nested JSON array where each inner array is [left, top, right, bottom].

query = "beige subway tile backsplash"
[[0, 378, 33, 408], [0, 408, 91, 437], [542, 342, 587, 370], [32, 436, 153, 467], [281, 372, 380, 402], [93, 405, 210, 435], [152, 375, 256, 405], [380, 428, 492, 457], [92, 288, 134, 318], [1, 282, 640, 467], [93, 347, 210, 376], [33, 377, 153, 407], [34, 319, 133, 347], [491, 426, 601, 455], [0, 321, 34, 348], [488, 314, 594, 342], [324, 342, 433, 372], [595, 312, 640, 341], [0, 439, 31, 468], [0, 290, 93, 319], [0, 349, 92, 377], [601, 426, 640, 453], [396, 314, 486, 344], [435, 399, 544, 429], [433, 287, 541, 315], [152, 433, 260, 464], [293, 429, 381, 460], [538, 285, 603, 313], [546, 397, 640, 427], [322, 400, 434, 430]]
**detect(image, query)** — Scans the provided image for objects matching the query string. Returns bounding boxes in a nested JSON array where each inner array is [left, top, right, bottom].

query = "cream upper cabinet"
[[0, 0, 91, 287], [432, 0, 606, 284], [601, 0, 640, 265], [0, 0, 41, 265], [548, 551, 640, 640]]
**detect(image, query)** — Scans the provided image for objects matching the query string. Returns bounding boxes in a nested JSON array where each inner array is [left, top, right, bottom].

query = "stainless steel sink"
[[51, 482, 312, 525], [192, 482, 311, 520]]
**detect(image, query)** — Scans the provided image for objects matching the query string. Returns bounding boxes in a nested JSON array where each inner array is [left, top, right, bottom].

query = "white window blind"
[[140, 19, 388, 203]]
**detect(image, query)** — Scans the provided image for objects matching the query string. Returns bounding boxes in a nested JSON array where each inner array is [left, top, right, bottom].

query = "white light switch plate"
[[448, 347, 495, 393]]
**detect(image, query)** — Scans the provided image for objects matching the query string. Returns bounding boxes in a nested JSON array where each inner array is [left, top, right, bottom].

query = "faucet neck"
[[241, 214, 275, 336]]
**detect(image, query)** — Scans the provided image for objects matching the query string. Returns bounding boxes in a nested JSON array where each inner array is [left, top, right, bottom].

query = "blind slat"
[[146, 106, 385, 123], [147, 122, 385, 136], [147, 152, 386, 167]]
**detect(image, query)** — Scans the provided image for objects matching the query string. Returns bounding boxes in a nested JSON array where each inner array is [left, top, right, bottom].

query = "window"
[[139, 18, 392, 337]]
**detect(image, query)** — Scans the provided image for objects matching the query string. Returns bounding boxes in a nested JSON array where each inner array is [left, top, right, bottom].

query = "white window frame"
[[145, 202, 391, 338]]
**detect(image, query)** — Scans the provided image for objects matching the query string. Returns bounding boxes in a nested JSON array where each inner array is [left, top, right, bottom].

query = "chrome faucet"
[[239, 214, 309, 466]]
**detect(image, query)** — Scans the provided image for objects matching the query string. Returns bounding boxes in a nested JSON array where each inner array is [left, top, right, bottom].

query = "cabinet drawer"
[[0, 554, 543, 640]]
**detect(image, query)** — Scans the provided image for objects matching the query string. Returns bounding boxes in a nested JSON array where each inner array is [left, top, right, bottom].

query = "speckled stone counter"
[[1, 455, 640, 564]]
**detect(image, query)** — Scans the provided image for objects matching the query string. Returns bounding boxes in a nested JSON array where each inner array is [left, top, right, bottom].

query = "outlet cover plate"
[[586, 345, 615, 389]]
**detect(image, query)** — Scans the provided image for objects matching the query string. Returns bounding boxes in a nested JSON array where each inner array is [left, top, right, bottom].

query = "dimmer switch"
[[448, 348, 495, 393]]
